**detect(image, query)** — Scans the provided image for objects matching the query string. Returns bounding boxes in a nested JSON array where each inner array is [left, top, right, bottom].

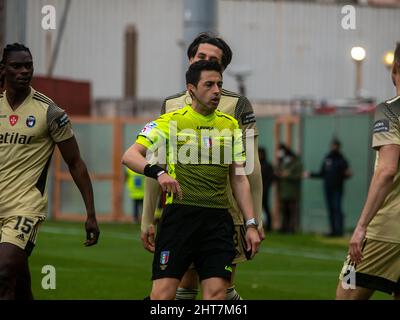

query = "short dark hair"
[[186, 60, 222, 87], [0, 43, 32, 87], [187, 32, 232, 70], [1, 43, 31, 64]]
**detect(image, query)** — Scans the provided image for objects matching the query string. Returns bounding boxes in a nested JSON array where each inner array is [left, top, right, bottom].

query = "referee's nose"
[[212, 83, 221, 96]]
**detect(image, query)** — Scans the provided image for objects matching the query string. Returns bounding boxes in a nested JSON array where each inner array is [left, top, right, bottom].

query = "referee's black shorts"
[[152, 204, 235, 281]]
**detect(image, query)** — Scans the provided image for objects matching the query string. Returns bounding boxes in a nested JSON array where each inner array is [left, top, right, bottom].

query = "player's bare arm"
[[229, 162, 261, 258], [349, 144, 400, 264], [247, 135, 265, 240], [57, 137, 100, 246]]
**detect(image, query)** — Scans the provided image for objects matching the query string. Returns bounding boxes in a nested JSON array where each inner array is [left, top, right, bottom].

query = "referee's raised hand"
[[157, 173, 183, 200]]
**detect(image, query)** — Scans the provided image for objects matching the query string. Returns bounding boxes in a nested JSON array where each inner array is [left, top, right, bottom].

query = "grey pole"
[[48, 0, 71, 77], [182, 0, 218, 85]]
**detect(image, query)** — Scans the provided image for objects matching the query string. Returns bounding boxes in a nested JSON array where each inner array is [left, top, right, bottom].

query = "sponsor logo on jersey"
[[224, 265, 233, 273], [9, 115, 18, 126], [241, 112, 256, 125], [26, 115, 36, 128], [16, 233, 25, 241], [373, 119, 389, 133], [160, 250, 170, 265], [0, 132, 34, 144], [57, 113, 70, 128], [141, 122, 157, 135]]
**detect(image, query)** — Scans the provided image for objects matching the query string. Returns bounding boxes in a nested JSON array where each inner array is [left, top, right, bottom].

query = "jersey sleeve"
[[372, 103, 400, 149], [236, 96, 258, 138], [46, 103, 74, 143], [136, 114, 170, 152], [232, 121, 246, 163]]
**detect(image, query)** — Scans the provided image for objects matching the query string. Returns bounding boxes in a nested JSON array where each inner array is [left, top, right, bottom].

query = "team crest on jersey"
[[26, 115, 36, 128], [160, 250, 170, 265], [141, 122, 157, 135], [9, 115, 18, 126]]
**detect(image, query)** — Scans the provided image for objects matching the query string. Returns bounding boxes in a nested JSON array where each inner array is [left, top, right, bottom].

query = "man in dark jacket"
[[309, 139, 352, 237]]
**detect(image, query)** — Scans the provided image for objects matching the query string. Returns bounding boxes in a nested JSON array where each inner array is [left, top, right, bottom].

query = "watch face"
[[246, 218, 258, 227], [246, 222, 258, 228]]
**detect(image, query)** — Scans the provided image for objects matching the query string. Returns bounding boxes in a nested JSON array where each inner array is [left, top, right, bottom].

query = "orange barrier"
[[52, 117, 151, 222]]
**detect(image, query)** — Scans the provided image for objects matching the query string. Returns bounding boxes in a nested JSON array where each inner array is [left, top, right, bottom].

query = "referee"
[[122, 60, 260, 300], [141, 33, 264, 300]]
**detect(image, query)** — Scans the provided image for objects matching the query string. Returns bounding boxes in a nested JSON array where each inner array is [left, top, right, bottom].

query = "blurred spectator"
[[276, 144, 303, 233], [305, 139, 352, 237], [258, 147, 276, 231], [125, 167, 145, 223]]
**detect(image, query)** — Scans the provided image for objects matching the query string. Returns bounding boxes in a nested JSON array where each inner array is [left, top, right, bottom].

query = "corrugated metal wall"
[[26, 0, 183, 99], [22, 0, 399, 102], [219, 0, 400, 102]]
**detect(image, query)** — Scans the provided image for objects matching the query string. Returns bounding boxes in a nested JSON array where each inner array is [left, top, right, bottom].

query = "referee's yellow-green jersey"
[[136, 105, 245, 209]]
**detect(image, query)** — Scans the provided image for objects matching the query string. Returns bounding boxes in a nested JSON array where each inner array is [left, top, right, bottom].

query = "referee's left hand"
[[84, 216, 100, 246]]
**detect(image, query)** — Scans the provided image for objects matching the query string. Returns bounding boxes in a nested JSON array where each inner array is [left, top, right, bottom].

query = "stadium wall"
[[17, 0, 399, 103]]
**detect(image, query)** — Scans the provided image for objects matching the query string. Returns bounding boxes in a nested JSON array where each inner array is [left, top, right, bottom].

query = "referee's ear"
[[187, 84, 195, 99]]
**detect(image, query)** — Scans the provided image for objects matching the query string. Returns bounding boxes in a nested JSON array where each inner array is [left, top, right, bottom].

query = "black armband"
[[144, 164, 166, 179]]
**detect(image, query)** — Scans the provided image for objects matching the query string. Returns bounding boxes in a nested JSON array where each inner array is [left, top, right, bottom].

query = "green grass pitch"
[[29, 221, 388, 300]]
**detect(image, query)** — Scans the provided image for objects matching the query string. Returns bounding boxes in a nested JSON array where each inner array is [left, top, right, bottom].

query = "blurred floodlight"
[[351, 46, 366, 62], [383, 51, 394, 68]]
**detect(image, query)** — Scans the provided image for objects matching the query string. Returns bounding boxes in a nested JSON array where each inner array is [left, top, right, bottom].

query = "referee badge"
[[160, 250, 170, 265]]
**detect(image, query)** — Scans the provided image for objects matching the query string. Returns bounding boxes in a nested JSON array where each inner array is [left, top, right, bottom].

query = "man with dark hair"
[[336, 43, 400, 299], [306, 139, 352, 237], [122, 60, 260, 300], [141, 32, 264, 300], [186, 33, 232, 71], [0, 43, 100, 300]]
